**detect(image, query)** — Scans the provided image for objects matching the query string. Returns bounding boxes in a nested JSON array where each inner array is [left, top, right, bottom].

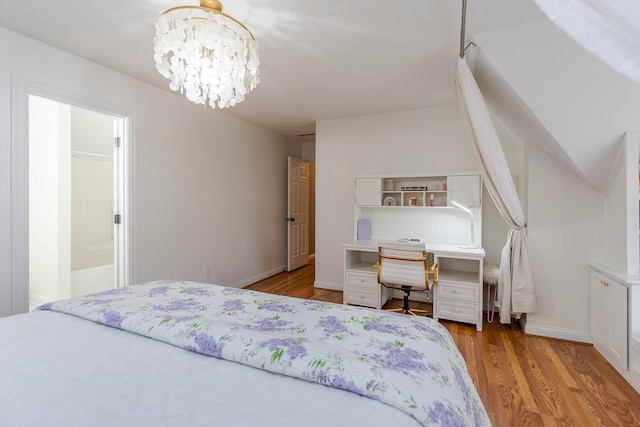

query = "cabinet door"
[[608, 278, 628, 369], [590, 272, 608, 349], [591, 270, 628, 370], [355, 178, 381, 206], [448, 175, 481, 207]]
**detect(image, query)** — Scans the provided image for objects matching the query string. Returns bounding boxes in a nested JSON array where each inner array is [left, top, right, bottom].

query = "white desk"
[[343, 240, 486, 331]]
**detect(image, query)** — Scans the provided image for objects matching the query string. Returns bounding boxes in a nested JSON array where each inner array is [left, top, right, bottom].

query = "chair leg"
[[401, 291, 411, 313], [402, 290, 427, 316], [382, 286, 430, 316]]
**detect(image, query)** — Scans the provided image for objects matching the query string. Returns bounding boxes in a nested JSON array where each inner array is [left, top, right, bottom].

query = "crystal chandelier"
[[153, 0, 260, 108]]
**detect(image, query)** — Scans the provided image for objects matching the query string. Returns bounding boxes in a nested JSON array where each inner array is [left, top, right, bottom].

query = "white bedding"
[[0, 281, 488, 426], [0, 310, 419, 427]]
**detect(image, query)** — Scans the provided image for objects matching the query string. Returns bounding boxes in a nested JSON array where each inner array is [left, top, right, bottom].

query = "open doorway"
[[28, 95, 126, 309], [10, 79, 133, 314]]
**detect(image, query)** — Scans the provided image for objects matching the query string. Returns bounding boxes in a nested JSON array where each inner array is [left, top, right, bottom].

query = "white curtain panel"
[[454, 57, 537, 324], [534, 0, 640, 85]]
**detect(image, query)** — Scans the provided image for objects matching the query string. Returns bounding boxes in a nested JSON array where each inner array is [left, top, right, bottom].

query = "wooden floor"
[[246, 259, 640, 427]]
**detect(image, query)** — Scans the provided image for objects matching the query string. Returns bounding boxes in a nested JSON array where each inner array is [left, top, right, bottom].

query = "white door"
[[287, 156, 309, 271]]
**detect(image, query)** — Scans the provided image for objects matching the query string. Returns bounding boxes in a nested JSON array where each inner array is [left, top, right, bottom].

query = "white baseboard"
[[314, 280, 342, 291], [233, 265, 287, 289], [524, 323, 592, 343]]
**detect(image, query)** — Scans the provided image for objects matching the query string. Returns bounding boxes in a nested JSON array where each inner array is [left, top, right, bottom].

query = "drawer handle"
[[453, 290, 459, 294], [454, 308, 461, 313], [600, 280, 609, 287], [360, 279, 366, 283]]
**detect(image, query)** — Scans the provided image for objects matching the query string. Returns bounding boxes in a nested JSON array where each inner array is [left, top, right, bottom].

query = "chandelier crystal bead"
[[153, 1, 260, 108]]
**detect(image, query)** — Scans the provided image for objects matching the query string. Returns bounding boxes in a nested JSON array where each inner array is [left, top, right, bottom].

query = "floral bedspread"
[[39, 280, 489, 426]]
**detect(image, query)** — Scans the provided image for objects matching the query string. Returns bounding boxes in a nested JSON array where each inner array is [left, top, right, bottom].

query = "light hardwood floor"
[[245, 259, 640, 427]]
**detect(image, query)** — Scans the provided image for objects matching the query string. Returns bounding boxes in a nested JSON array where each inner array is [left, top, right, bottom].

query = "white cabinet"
[[591, 268, 628, 370], [343, 242, 485, 329], [355, 178, 382, 206], [434, 256, 484, 331], [447, 175, 481, 207], [593, 132, 640, 394]]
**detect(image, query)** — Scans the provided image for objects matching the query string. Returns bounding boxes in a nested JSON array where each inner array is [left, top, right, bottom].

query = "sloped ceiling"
[[469, 21, 640, 191]]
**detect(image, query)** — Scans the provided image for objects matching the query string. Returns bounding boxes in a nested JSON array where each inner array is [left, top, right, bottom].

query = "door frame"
[[10, 75, 136, 314]]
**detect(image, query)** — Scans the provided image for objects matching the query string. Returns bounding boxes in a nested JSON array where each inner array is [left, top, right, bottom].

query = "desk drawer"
[[435, 299, 479, 324], [345, 271, 378, 308], [345, 284, 378, 307], [436, 281, 480, 303], [346, 271, 378, 287]]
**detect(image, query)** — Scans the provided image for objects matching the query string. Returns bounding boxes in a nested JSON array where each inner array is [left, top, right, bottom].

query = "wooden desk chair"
[[376, 242, 438, 316]]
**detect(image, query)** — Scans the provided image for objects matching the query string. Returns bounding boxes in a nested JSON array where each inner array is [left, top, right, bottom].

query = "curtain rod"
[[459, 0, 467, 58]]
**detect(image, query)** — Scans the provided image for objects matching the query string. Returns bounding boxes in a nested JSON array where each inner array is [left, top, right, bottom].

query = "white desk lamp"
[[450, 200, 479, 249]]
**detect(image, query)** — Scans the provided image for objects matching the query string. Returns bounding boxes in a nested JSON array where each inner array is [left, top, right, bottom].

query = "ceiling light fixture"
[[153, 0, 260, 108]]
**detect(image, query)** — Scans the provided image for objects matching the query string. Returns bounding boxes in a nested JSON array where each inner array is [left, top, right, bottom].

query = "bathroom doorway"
[[25, 94, 131, 310]]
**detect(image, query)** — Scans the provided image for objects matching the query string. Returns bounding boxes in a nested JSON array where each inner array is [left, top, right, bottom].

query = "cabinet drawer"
[[436, 299, 479, 324], [345, 271, 379, 308], [345, 284, 378, 307], [435, 281, 480, 303], [346, 271, 378, 287]]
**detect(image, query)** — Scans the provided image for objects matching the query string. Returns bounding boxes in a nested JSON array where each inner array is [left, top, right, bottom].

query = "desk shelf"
[[438, 268, 479, 285], [345, 260, 377, 273]]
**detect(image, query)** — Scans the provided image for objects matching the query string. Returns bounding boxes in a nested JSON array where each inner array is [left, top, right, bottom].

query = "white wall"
[[315, 106, 482, 289], [315, 103, 601, 342], [28, 96, 71, 302], [525, 143, 603, 342], [0, 26, 298, 317]]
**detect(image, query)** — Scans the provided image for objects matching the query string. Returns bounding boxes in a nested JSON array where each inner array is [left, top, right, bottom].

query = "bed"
[[0, 280, 489, 426]]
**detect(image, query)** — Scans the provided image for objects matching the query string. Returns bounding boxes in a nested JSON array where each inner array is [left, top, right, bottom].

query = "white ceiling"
[[0, 0, 546, 139], [2, 0, 639, 191]]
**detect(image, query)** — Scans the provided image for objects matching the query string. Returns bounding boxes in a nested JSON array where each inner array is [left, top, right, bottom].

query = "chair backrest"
[[377, 241, 429, 290]]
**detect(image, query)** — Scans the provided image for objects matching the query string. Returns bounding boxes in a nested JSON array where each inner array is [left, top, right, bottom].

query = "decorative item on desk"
[[386, 179, 394, 191], [383, 196, 396, 206], [429, 194, 435, 206], [409, 197, 418, 206], [357, 219, 371, 240], [437, 182, 447, 191]]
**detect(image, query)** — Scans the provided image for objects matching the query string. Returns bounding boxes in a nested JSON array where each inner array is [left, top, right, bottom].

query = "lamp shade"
[[153, 1, 260, 108]]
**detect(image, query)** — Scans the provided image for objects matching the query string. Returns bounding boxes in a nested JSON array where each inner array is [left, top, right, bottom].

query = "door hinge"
[[114, 137, 121, 148], [114, 214, 122, 224]]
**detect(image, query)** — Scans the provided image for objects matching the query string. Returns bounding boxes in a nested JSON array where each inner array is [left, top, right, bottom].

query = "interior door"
[[287, 156, 310, 271]]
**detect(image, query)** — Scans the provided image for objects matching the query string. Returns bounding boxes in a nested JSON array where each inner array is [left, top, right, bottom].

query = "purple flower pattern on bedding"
[[39, 280, 490, 427]]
